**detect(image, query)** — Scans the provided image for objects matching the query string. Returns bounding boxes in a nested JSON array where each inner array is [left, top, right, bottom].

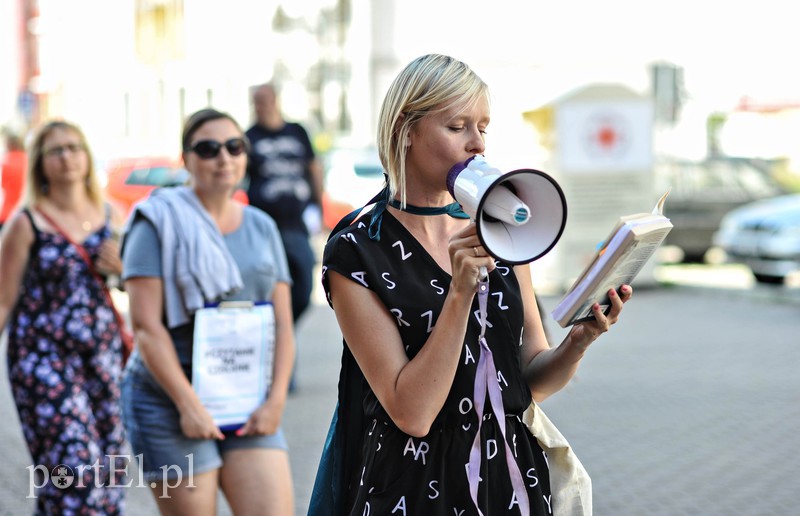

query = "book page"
[[559, 222, 671, 325], [551, 190, 673, 327]]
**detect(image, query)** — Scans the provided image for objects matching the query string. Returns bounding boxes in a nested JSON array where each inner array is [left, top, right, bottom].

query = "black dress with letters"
[[322, 211, 552, 515]]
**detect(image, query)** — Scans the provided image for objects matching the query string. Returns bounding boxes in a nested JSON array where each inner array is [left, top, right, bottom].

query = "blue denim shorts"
[[120, 355, 288, 482]]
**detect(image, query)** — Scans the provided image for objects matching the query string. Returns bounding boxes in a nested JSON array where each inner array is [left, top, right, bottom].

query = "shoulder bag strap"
[[34, 207, 134, 364], [35, 208, 103, 280], [35, 207, 134, 358]]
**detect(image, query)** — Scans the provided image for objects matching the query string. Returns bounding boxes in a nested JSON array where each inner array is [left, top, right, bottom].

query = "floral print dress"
[[6, 209, 126, 515]]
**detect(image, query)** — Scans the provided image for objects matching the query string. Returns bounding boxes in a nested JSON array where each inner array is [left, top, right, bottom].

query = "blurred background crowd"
[[3, 0, 799, 289]]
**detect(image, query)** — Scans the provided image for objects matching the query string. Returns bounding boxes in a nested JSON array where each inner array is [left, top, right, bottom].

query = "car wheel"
[[753, 273, 785, 285]]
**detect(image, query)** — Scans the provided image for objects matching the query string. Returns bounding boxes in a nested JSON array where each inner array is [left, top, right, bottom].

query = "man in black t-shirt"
[[246, 83, 325, 390]]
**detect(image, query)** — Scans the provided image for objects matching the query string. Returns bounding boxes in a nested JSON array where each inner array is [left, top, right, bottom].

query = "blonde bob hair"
[[24, 120, 103, 208], [377, 54, 488, 205]]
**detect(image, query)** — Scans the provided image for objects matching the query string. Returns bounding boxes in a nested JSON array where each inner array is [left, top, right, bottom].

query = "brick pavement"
[[537, 286, 800, 515], [2, 284, 799, 515]]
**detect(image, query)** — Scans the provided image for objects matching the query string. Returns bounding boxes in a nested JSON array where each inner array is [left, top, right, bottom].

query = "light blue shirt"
[[122, 197, 291, 368]]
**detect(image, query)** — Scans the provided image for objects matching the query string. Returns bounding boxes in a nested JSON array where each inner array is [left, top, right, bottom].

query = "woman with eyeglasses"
[[119, 108, 295, 514], [0, 119, 128, 513]]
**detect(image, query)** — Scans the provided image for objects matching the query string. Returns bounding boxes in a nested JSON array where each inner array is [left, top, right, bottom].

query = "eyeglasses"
[[43, 143, 85, 158], [187, 138, 249, 159]]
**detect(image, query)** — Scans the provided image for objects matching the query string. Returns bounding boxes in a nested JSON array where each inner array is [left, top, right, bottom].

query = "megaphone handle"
[[477, 273, 489, 341], [479, 266, 488, 280]]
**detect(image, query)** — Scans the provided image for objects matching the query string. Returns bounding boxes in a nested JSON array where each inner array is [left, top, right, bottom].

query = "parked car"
[[656, 156, 785, 262], [321, 147, 386, 230], [104, 157, 248, 218], [712, 193, 800, 284]]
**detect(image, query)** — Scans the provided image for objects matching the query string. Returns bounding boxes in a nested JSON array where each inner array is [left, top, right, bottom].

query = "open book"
[[551, 191, 673, 327]]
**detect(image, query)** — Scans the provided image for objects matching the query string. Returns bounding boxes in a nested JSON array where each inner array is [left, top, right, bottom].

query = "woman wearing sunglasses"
[[120, 108, 295, 514]]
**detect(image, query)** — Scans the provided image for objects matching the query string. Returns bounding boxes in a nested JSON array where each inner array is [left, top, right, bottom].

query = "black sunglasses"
[[188, 138, 249, 159]]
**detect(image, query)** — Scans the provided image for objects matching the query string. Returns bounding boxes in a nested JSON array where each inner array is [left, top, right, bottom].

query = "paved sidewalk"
[[2, 285, 799, 515]]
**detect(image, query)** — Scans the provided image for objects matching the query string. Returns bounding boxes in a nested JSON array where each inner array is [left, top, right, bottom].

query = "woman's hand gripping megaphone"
[[448, 223, 495, 294]]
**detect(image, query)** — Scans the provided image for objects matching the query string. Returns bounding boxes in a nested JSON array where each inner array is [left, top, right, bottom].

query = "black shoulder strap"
[[21, 207, 39, 233], [21, 207, 41, 248]]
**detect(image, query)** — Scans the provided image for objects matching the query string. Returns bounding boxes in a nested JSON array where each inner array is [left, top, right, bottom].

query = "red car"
[[104, 157, 248, 218]]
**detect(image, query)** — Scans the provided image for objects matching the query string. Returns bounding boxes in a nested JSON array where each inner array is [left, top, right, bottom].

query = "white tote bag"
[[523, 402, 593, 516]]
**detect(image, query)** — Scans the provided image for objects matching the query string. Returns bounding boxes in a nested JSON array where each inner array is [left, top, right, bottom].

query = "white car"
[[712, 194, 800, 284]]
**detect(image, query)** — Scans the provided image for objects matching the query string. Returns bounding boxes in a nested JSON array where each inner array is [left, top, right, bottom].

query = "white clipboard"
[[191, 301, 275, 431]]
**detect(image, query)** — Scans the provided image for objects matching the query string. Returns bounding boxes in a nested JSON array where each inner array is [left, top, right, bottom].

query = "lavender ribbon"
[[467, 276, 530, 515]]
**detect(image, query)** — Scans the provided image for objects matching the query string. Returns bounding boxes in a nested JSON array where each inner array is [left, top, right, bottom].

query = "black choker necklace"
[[329, 184, 471, 242], [388, 198, 469, 218]]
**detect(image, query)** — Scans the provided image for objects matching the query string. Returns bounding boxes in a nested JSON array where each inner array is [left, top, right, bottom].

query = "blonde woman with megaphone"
[[310, 53, 633, 516]]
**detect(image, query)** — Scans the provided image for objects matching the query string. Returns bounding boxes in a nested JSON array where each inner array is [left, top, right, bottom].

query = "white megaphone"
[[447, 155, 567, 266]]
